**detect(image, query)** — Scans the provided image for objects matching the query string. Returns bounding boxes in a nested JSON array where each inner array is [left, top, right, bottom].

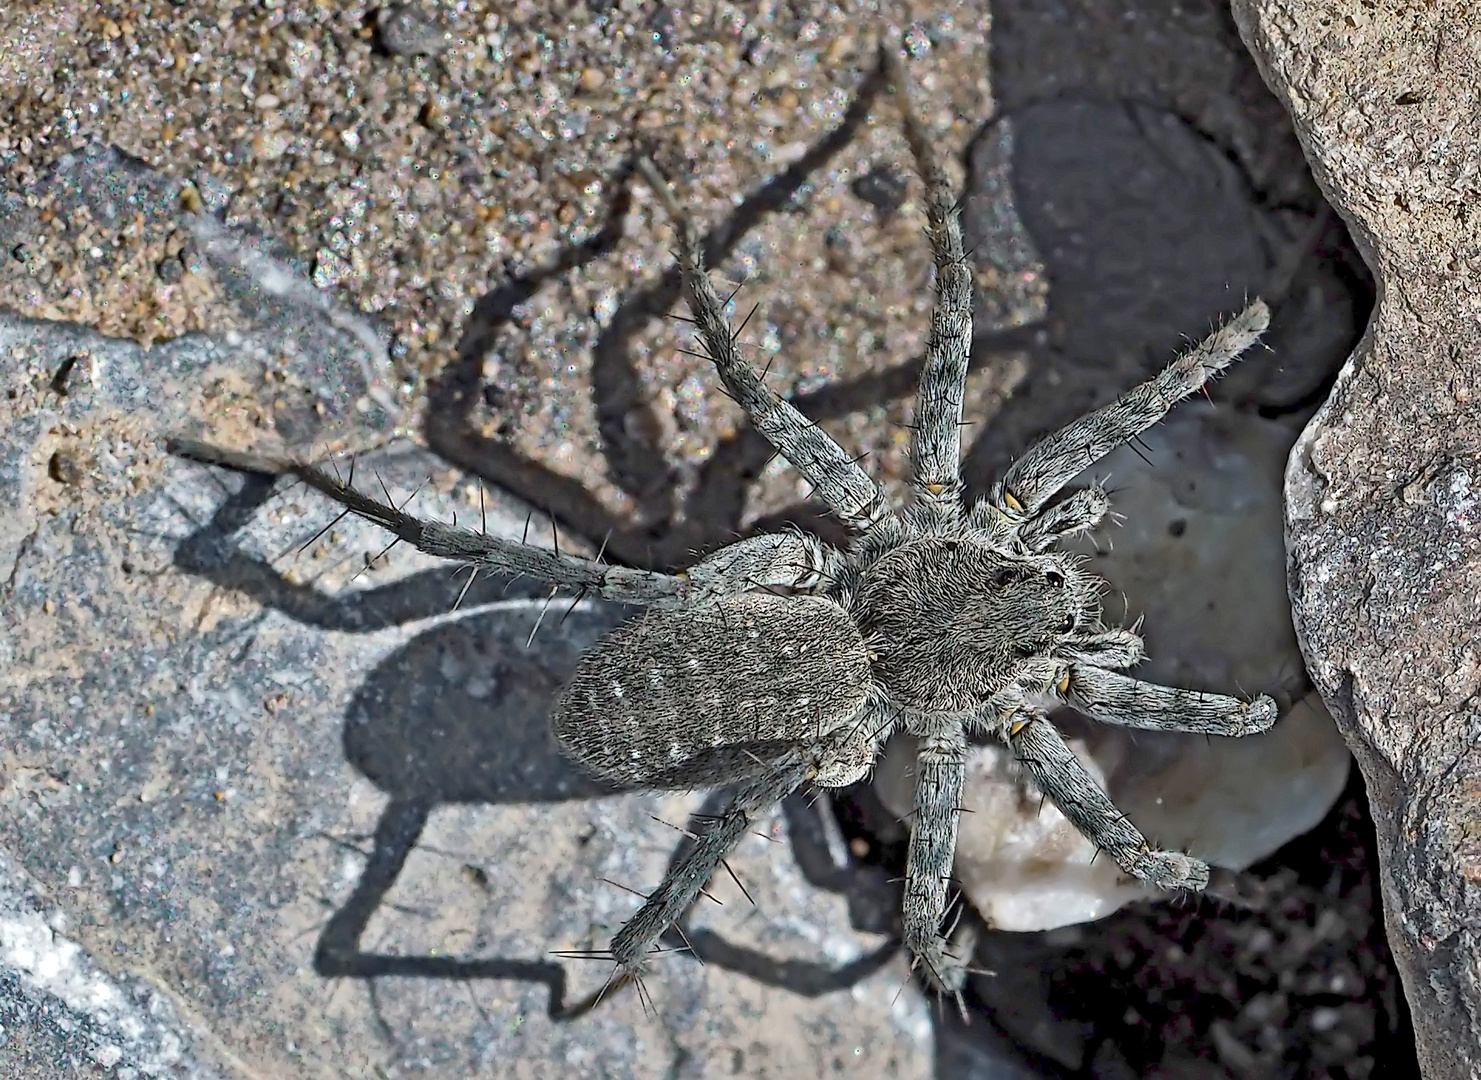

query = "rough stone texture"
[[0, 852, 228, 1080], [0, 2, 991, 1073], [0, 0, 1001, 563], [0, 143, 399, 456], [1233, 2, 1481, 1077]]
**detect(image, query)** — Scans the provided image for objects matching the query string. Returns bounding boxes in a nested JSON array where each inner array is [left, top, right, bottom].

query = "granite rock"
[[0, 851, 226, 1080], [1233, 1, 1481, 1077]]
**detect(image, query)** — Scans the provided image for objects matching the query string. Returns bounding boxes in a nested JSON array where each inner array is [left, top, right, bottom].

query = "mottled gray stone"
[[373, 4, 452, 58], [0, 852, 226, 1079], [1, 348, 931, 1075], [1233, 2, 1481, 1077]]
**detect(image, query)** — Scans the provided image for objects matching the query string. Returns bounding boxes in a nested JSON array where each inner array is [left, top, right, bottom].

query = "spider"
[[170, 43, 1277, 1008]]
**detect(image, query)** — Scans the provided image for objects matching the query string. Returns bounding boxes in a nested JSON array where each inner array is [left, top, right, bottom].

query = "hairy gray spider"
[[172, 45, 1277, 1007]]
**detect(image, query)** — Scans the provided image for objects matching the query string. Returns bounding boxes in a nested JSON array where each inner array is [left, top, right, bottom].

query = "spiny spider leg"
[[881, 46, 973, 515], [1018, 484, 1111, 551], [1008, 711, 1209, 889], [1056, 627, 1145, 670], [609, 752, 812, 973], [168, 439, 834, 607], [992, 299, 1271, 519], [811, 696, 900, 788], [636, 158, 889, 532], [901, 725, 971, 994], [1061, 665, 1278, 736]]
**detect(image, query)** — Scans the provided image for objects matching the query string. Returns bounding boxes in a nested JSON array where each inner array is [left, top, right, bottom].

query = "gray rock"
[[0, 852, 226, 1079], [374, 5, 453, 58], [0, 331, 931, 1075], [1233, 2, 1481, 1077], [0, 140, 933, 1075]]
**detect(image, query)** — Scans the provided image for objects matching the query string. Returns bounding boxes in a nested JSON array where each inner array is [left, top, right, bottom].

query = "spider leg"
[[170, 438, 692, 606], [1008, 711, 1209, 889], [684, 529, 844, 601], [990, 300, 1270, 519], [1016, 484, 1111, 551], [636, 160, 888, 532], [610, 754, 810, 974], [1061, 665, 1278, 736], [1056, 627, 1145, 671], [881, 46, 972, 516], [901, 725, 972, 994], [809, 697, 898, 788]]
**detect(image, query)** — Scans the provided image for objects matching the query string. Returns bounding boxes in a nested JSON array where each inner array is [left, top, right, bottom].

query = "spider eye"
[[1045, 570, 1066, 588], [1059, 614, 1076, 633], [990, 568, 1016, 588]]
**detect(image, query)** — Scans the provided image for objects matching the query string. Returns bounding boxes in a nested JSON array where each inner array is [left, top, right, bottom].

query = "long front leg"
[[1061, 665, 1278, 736], [992, 300, 1270, 518], [1009, 712, 1208, 889], [169, 438, 692, 606], [902, 725, 972, 995], [881, 47, 973, 516], [637, 160, 888, 532]]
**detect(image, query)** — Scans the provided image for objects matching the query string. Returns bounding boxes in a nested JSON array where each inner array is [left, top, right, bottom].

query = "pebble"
[[374, 4, 450, 57]]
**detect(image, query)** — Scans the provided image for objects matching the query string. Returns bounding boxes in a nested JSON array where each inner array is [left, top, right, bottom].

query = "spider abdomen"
[[551, 592, 871, 788]]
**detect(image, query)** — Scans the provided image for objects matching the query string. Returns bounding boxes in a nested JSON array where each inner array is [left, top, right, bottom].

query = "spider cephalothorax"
[[850, 534, 1103, 716], [172, 41, 1278, 1010]]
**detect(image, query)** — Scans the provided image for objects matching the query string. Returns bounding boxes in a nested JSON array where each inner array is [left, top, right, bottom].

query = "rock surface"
[[1, 383, 933, 1077], [0, 852, 226, 1080], [1233, 1, 1481, 1077], [0, 142, 399, 455]]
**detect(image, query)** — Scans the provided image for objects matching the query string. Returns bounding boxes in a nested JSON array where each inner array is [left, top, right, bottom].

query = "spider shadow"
[[422, 62, 1043, 568]]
